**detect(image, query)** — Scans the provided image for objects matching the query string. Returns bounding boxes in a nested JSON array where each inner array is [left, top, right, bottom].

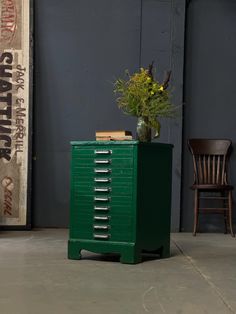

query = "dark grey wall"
[[140, 0, 186, 231], [182, 0, 236, 231], [33, 0, 185, 228]]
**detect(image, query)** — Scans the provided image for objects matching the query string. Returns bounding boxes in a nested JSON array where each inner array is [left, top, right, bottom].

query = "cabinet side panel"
[[137, 144, 173, 250], [132, 145, 138, 244]]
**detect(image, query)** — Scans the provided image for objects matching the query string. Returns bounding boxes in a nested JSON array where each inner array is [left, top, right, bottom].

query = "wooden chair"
[[188, 139, 235, 237]]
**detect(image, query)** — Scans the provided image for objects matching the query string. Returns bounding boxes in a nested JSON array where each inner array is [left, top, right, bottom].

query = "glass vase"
[[136, 117, 152, 142]]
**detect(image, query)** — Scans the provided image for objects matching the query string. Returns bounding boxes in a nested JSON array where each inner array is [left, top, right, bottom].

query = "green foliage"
[[114, 67, 176, 136]]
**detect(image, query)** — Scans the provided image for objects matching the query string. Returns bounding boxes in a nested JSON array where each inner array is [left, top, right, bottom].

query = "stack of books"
[[96, 130, 133, 141]]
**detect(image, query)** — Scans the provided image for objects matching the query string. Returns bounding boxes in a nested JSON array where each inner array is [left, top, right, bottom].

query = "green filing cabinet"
[[68, 141, 173, 264]]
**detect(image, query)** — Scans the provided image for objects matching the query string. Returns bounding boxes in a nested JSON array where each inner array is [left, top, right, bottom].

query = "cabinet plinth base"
[[68, 239, 169, 264]]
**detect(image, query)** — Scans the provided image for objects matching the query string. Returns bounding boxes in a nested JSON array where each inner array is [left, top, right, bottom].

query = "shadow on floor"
[[80, 251, 174, 263]]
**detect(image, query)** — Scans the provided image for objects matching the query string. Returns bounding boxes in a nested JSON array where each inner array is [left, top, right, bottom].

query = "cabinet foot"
[[160, 245, 170, 258], [68, 240, 82, 260], [120, 248, 142, 264]]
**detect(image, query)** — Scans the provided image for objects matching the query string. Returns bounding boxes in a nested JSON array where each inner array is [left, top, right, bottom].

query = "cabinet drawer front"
[[72, 157, 134, 169], [72, 200, 135, 216], [73, 146, 134, 158], [74, 195, 133, 207], [72, 167, 134, 178], [74, 177, 133, 187], [73, 183, 133, 196]]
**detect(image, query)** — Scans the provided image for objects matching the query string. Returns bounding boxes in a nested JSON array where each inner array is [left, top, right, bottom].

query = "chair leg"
[[223, 210, 228, 234], [193, 190, 199, 236], [228, 190, 235, 237], [222, 192, 228, 234]]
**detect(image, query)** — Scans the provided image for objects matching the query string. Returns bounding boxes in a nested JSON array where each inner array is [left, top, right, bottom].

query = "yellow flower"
[[150, 91, 155, 95], [159, 86, 164, 91], [146, 77, 152, 82]]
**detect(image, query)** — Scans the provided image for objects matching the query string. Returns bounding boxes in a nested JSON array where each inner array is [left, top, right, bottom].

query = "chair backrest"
[[188, 139, 232, 185]]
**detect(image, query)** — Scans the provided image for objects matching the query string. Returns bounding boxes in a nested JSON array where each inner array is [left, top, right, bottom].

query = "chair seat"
[[191, 184, 233, 191]]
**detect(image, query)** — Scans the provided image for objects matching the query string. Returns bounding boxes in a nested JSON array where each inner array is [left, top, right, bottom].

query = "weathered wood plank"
[[0, 0, 32, 228]]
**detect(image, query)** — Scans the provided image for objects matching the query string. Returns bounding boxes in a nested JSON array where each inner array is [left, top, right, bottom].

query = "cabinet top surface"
[[71, 140, 173, 148]]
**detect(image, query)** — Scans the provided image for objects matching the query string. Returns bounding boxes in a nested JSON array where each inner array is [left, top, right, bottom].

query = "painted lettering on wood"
[[0, 0, 31, 227]]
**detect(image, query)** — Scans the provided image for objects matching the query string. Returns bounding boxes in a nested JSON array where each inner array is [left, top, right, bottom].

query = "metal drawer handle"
[[94, 225, 109, 230], [94, 178, 111, 183], [94, 150, 112, 155], [94, 216, 109, 221], [94, 187, 111, 193], [94, 169, 111, 174], [94, 234, 110, 240], [94, 159, 111, 164], [94, 206, 110, 211], [94, 197, 110, 202]]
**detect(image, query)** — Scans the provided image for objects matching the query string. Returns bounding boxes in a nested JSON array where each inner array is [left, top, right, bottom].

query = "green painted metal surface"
[[68, 141, 173, 264]]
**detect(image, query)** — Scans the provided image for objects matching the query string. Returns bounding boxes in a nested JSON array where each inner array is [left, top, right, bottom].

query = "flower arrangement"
[[114, 63, 176, 141]]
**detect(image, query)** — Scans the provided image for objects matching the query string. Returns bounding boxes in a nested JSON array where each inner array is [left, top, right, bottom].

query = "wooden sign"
[[0, 0, 32, 228]]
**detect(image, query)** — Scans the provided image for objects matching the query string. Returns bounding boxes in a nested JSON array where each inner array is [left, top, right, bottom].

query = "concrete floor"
[[0, 230, 236, 314]]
